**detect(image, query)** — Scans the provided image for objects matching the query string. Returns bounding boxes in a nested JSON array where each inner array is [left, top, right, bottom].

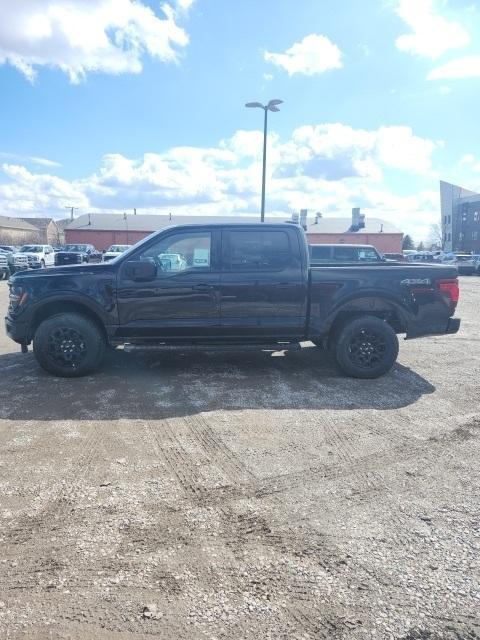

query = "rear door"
[[219, 227, 307, 339], [117, 228, 221, 339]]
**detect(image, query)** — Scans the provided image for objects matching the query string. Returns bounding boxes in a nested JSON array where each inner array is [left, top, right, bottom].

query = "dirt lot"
[[0, 279, 479, 640]]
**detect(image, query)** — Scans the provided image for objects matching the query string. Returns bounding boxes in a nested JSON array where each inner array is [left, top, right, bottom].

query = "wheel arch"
[[29, 299, 107, 341], [325, 295, 407, 346]]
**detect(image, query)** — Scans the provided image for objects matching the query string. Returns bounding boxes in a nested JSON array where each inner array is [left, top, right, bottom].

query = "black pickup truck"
[[5, 223, 460, 379]]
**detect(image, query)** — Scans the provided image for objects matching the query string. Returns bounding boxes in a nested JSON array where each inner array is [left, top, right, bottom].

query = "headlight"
[[8, 285, 28, 311]]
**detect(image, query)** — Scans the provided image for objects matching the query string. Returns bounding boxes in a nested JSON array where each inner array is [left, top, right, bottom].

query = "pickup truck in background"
[[55, 244, 103, 266], [11, 244, 55, 270], [0, 251, 10, 280], [5, 223, 460, 379], [102, 245, 132, 261], [309, 243, 384, 265]]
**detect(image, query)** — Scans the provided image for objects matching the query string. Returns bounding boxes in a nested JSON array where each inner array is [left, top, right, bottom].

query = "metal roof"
[[19, 217, 56, 230], [306, 217, 401, 234], [0, 215, 39, 231], [66, 213, 279, 231], [66, 213, 402, 234]]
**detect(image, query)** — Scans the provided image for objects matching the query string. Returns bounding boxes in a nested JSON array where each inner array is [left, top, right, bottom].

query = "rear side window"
[[229, 230, 291, 270], [310, 246, 331, 261], [332, 246, 380, 262]]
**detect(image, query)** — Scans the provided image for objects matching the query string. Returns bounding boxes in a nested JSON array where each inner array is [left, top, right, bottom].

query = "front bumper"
[[5, 316, 29, 345]]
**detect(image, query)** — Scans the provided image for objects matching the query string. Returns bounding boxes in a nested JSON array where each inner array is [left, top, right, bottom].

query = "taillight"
[[438, 278, 459, 308]]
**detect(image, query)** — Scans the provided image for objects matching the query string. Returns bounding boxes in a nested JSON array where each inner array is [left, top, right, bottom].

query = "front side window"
[[229, 230, 290, 271], [358, 248, 380, 261], [139, 231, 211, 273]]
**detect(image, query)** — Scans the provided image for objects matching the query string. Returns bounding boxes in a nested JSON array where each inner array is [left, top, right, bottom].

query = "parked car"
[[102, 244, 131, 262], [405, 252, 436, 264], [383, 253, 407, 262], [437, 252, 476, 275], [0, 246, 19, 274], [12, 245, 55, 270], [55, 244, 102, 266], [158, 252, 188, 271], [0, 251, 10, 280], [309, 244, 384, 264], [6, 223, 460, 379], [453, 253, 476, 275], [472, 255, 480, 274]]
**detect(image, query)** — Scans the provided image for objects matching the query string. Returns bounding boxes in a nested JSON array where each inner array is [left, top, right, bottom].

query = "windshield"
[[19, 245, 43, 253], [64, 245, 88, 252], [107, 245, 129, 252]]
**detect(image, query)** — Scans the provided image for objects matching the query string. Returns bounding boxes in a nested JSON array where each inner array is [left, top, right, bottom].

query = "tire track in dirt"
[[1, 422, 105, 596]]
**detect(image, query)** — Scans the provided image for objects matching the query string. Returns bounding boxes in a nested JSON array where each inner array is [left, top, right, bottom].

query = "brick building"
[[304, 209, 403, 253], [64, 210, 403, 253]]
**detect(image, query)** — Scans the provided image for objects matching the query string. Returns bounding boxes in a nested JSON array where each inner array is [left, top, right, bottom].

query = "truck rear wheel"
[[333, 316, 399, 379], [33, 312, 105, 377]]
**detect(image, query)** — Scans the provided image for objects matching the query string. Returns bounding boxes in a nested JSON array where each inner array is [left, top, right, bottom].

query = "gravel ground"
[[0, 277, 479, 640]]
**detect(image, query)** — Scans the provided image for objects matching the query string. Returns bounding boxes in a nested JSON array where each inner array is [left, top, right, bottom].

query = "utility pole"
[[65, 206, 79, 221]]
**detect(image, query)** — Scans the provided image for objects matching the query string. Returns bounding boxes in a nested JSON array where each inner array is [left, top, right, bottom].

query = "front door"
[[219, 227, 307, 339], [117, 229, 221, 339]]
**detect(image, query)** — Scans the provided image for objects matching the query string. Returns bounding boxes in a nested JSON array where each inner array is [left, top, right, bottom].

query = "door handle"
[[277, 282, 291, 289], [192, 283, 214, 291]]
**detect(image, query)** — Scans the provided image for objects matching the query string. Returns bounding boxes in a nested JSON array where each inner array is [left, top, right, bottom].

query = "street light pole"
[[261, 107, 268, 223], [245, 99, 283, 222]]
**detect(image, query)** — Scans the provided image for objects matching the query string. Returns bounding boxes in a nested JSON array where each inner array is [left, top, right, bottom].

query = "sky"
[[0, 0, 479, 240]]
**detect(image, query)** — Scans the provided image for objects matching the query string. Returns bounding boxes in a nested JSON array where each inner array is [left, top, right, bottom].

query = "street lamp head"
[[267, 99, 283, 112], [245, 102, 264, 109]]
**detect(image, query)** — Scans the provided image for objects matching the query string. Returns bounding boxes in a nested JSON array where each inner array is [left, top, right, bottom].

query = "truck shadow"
[[0, 345, 435, 421]]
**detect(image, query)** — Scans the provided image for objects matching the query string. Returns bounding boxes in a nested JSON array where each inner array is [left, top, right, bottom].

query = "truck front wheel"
[[333, 316, 399, 379], [33, 312, 106, 377]]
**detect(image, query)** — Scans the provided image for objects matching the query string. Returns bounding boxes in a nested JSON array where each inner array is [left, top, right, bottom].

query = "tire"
[[40, 259, 45, 268], [33, 312, 105, 378], [333, 316, 399, 379]]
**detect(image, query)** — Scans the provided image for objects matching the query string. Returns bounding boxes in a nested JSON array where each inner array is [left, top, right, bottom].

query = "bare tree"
[[428, 223, 443, 249]]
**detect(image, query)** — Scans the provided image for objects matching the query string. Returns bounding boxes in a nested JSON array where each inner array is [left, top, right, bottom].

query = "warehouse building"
[[0, 216, 39, 245], [0, 216, 67, 246], [65, 209, 402, 253]]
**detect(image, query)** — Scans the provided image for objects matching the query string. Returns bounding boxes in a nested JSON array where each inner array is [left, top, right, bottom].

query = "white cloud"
[[0, 163, 88, 214], [174, 0, 196, 11], [428, 55, 480, 79], [265, 34, 342, 76], [0, 123, 441, 237], [0, 0, 189, 83], [0, 152, 61, 168], [395, 0, 470, 59]]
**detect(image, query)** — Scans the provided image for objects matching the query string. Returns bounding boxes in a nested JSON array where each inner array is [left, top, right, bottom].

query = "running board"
[[123, 342, 302, 353]]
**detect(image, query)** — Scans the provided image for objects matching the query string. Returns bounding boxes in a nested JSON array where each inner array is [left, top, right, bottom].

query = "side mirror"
[[124, 258, 156, 281]]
